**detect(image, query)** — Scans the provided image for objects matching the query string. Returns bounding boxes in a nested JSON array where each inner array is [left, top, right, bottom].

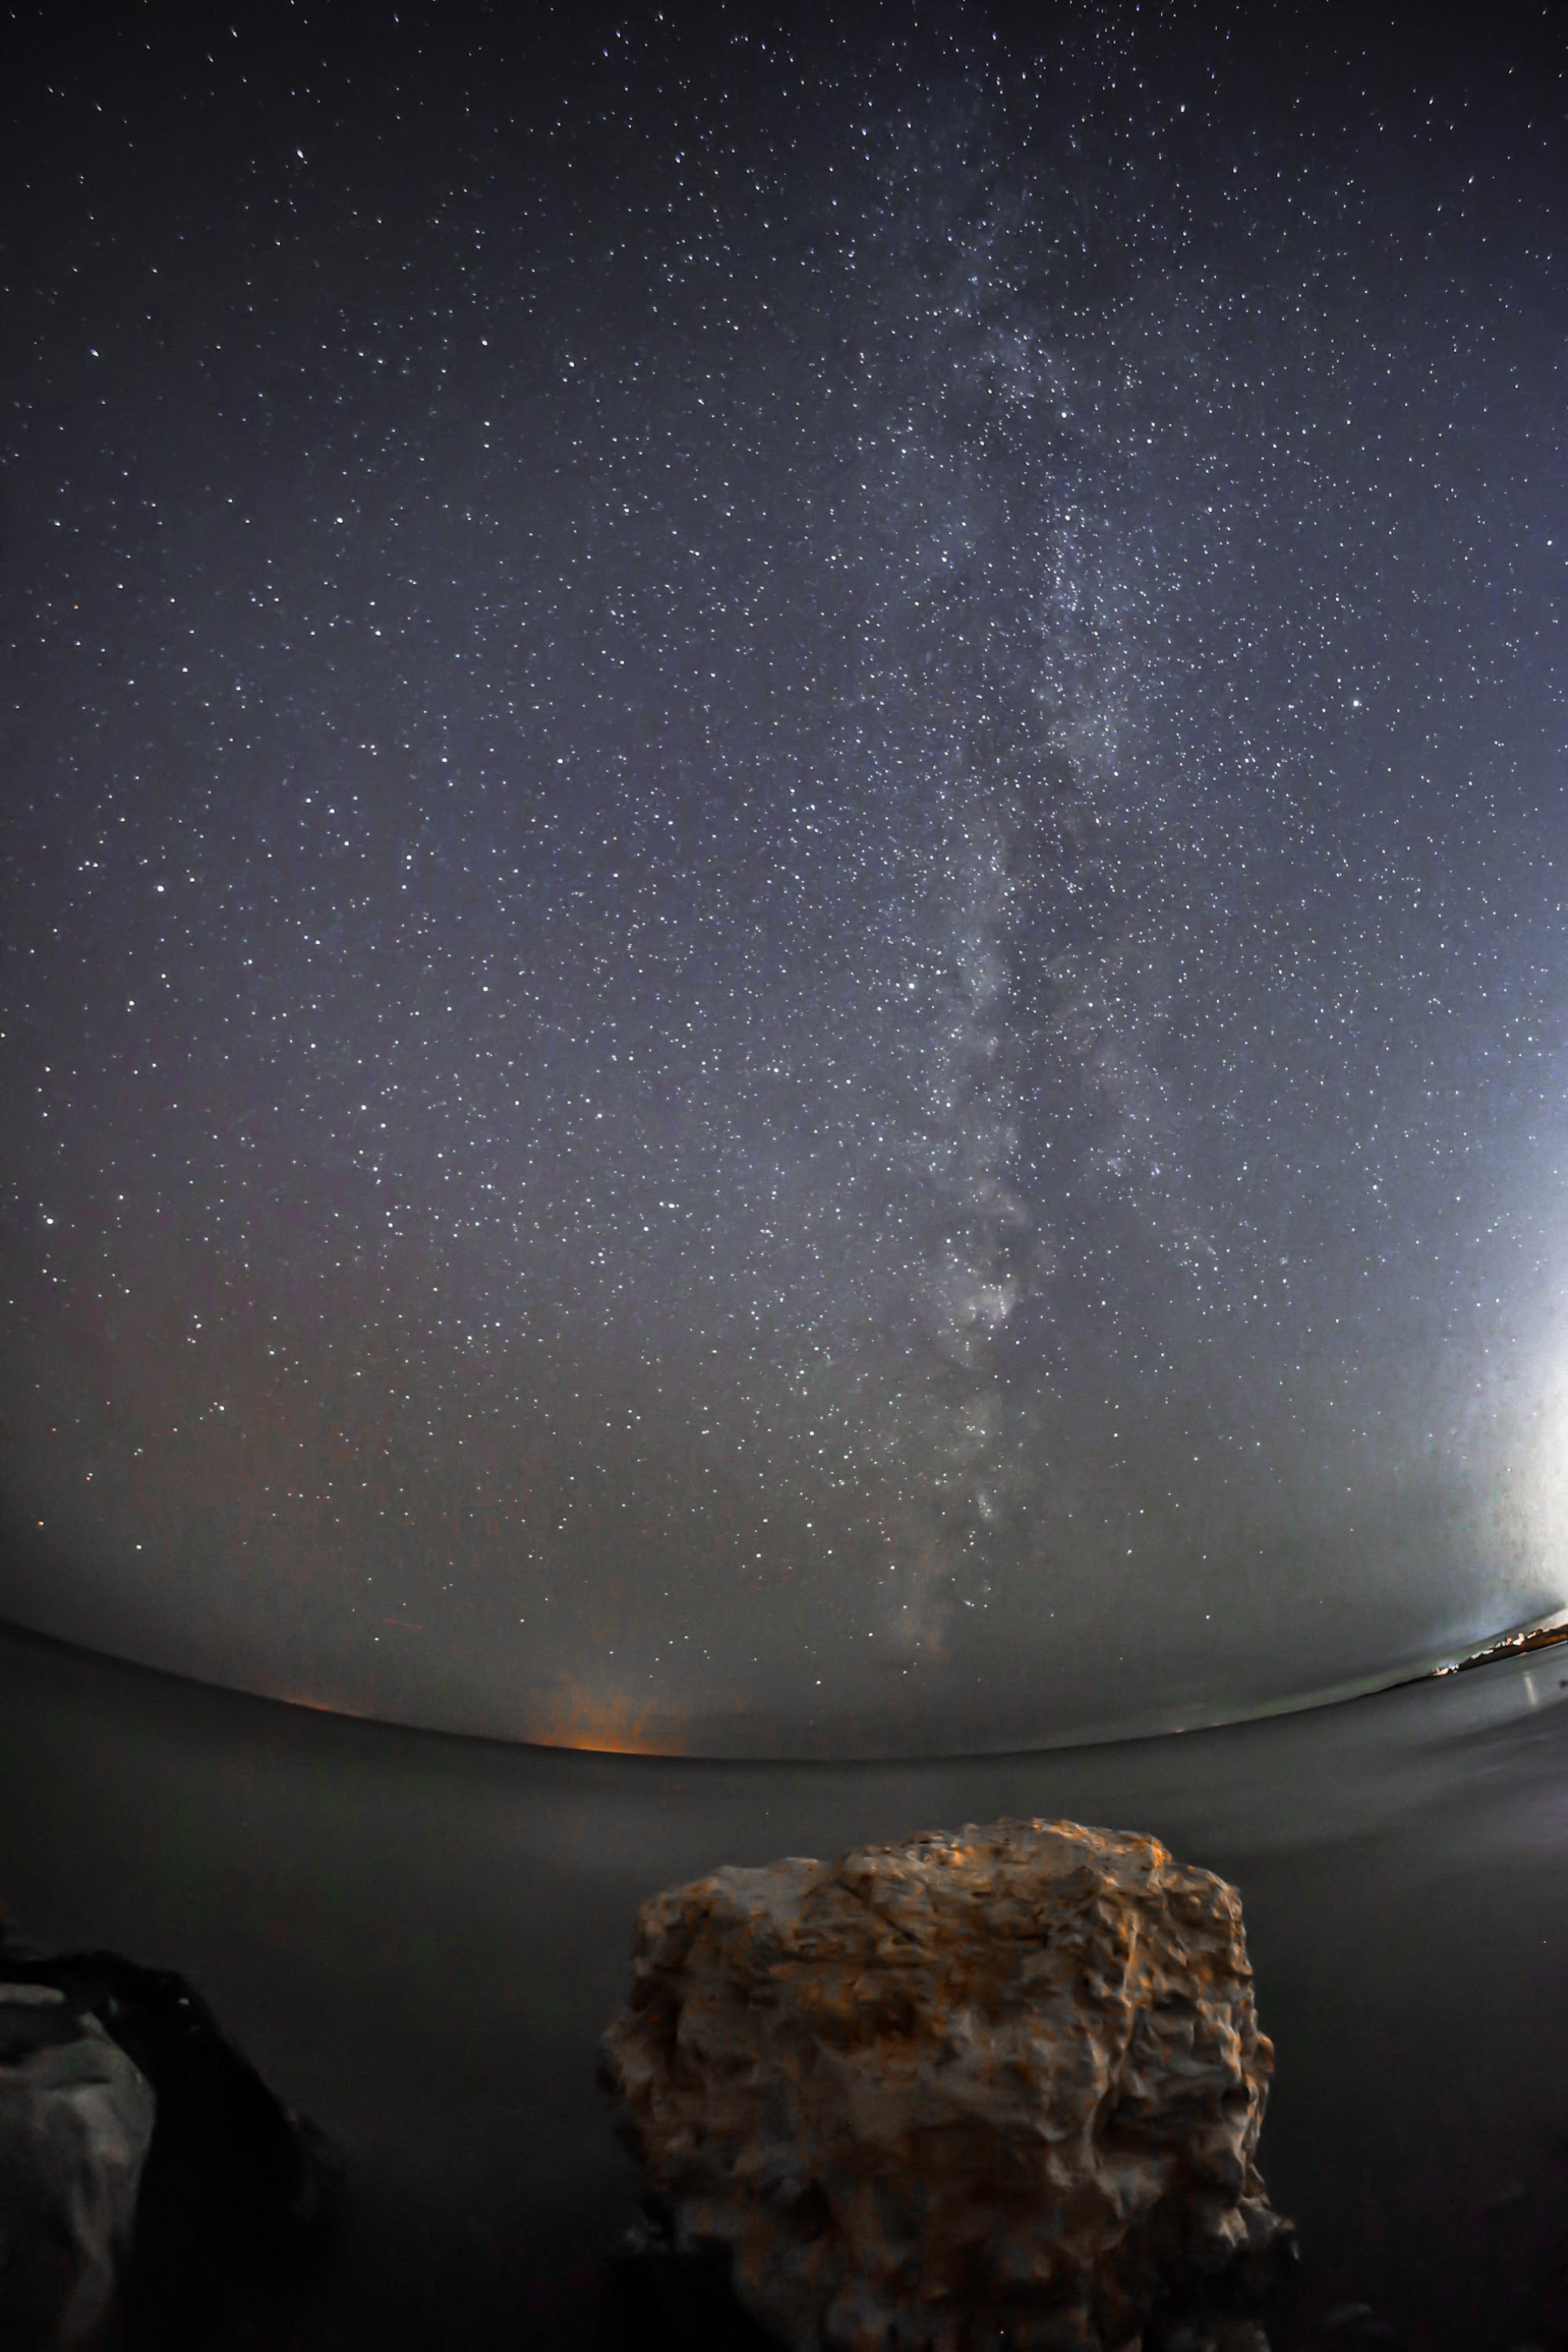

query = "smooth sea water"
[[2, 1616, 1563, 2350]]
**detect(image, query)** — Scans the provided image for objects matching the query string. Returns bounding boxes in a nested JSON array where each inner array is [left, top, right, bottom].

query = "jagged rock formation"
[[598, 1817, 1294, 2352]]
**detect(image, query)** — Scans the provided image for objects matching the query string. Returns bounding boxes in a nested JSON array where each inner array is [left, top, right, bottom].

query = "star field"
[[3, 0, 1567, 1755]]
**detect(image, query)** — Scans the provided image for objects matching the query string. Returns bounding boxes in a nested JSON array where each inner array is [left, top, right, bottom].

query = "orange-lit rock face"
[[598, 1818, 1293, 2352]]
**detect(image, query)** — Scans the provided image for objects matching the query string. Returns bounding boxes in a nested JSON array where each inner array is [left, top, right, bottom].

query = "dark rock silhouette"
[[0, 1917, 338, 2349]]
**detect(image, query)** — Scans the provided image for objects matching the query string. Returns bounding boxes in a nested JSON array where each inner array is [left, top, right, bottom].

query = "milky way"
[[3, 2, 1566, 1755]]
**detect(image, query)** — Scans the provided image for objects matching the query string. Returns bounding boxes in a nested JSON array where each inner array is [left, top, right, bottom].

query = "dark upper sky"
[[3, 0, 1566, 1755]]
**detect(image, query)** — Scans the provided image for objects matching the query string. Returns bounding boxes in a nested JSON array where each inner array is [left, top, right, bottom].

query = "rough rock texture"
[[598, 1817, 1294, 2352]]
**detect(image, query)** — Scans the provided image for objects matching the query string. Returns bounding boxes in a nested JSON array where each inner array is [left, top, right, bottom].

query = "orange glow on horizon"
[[523, 1678, 706, 1756]]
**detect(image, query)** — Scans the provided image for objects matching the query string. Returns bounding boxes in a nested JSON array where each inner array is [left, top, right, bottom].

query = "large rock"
[[598, 1817, 1294, 2352]]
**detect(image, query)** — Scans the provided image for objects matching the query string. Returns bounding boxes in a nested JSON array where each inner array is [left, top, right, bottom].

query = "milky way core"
[[3, 2, 1566, 1755]]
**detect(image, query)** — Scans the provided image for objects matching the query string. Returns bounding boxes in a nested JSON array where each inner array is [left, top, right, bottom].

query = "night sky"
[[3, 0, 1567, 1757]]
